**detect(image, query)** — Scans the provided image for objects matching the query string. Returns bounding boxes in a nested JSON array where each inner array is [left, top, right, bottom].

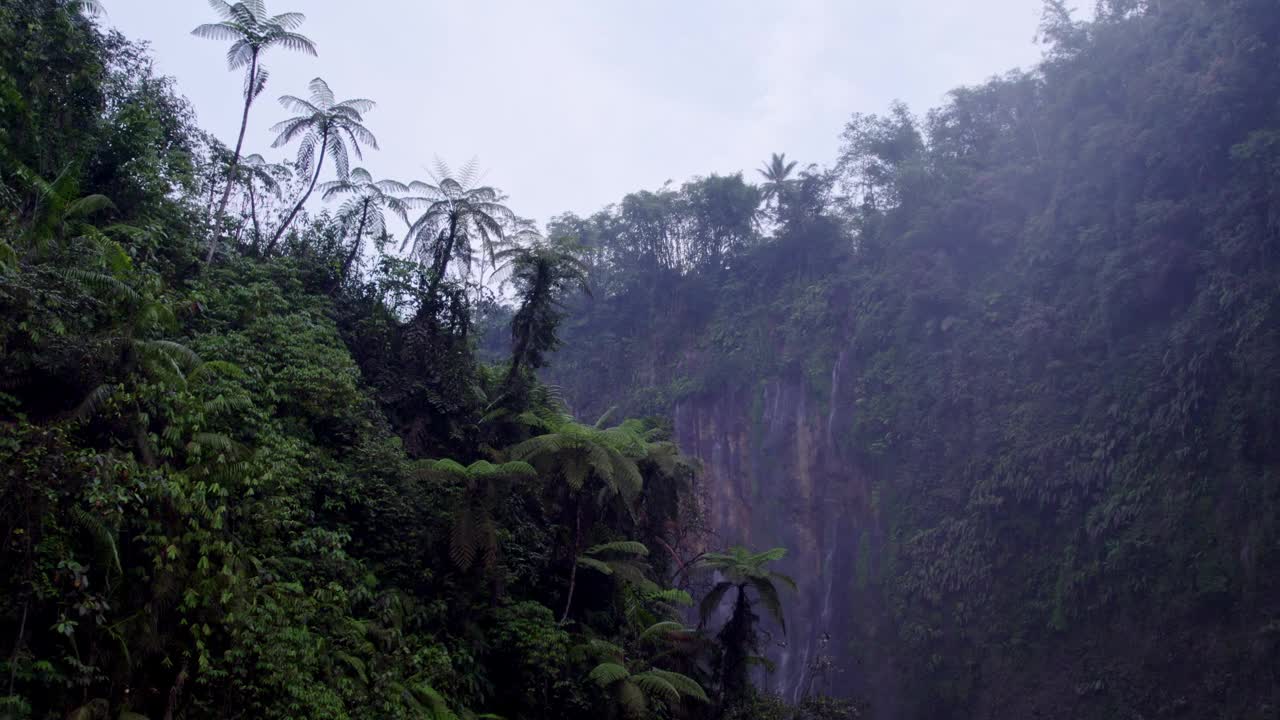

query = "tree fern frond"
[[585, 638, 625, 660], [630, 672, 679, 706], [751, 547, 787, 564], [637, 621, 685, 643], [648, 588, 693, 607], [71, 506, 122, 576], [698, 581, 734, 625], [59, 269, 138, 303], [748, 576, 787, 633], [450, 515, 478, 570], [588, 662, 630, 686], [73, 384, 117, 420], [646, 670, 709, 702], [618, 681, 646, 716], [191, 21, 243, 41], [586, 541, 649, 557], [575, 556, 614, 576], [139, 340, 201, 370]]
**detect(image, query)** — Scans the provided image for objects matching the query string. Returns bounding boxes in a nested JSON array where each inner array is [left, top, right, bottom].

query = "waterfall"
[[791, 521, 839, 703], [826, 346, 849, 450]]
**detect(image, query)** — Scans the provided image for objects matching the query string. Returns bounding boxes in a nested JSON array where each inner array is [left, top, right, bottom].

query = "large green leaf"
[[588, 661, 630, 686]]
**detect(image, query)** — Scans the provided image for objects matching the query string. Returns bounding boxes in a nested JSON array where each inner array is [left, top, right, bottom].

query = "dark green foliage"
[[0, 5, 755, 720], [496, 236, 591, 394], [14, 0, 1277, 718], [548, 1, 1280, 718]]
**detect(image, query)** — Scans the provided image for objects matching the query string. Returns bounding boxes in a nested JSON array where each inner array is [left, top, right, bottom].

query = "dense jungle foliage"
[[0, 2, 850, 719], [543, 0, 1280, 717], [5, 0, 1280, 719]]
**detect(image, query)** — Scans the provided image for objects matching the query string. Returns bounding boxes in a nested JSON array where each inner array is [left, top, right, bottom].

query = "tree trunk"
[[206, 50, 259, 264], [162, 659, 188, 720], [425, 214, 459, 301], [248, 181, 262, 254], [338, 198, 371, 283], [266, 130, 328, 255], [559, 504, 583, 624], [6, 601, 27, 697]]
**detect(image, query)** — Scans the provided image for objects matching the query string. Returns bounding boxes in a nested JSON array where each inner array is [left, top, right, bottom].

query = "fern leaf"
[[576, 556, 614, 576], [631, 671, 679, 706], [637, 621, 686, 643], [588, 662, 630, 686], [585, 540, 649, 557], [645, 669, 708, 703]]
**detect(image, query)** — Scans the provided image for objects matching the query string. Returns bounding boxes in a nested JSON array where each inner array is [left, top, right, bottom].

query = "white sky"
[[100, 0, 1087, 228]]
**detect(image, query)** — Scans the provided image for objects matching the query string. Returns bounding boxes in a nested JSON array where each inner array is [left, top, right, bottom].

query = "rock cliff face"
[[673, 351, 891, 708]]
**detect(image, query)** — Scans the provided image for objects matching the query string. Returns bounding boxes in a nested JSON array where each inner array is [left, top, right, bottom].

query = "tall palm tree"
[[265, 77, 377, 254], [757, 152, 798, 218], [192, 0, 317, 234], [402, 159, 517, 300], [697, 546, 796, 704], [319, 167, 411, 282], [494, 237, 590, 389]]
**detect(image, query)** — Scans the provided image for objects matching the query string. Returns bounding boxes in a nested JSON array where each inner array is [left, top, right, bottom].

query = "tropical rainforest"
[[2, 1, 1279, 719]]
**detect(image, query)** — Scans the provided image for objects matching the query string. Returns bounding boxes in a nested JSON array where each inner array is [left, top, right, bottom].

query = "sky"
[[100, 0, 1087, 228]]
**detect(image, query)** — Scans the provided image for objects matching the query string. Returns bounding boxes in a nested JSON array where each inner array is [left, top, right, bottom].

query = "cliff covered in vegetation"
[[4, 1, 1280, 719], [547, 1, 1280, 717]]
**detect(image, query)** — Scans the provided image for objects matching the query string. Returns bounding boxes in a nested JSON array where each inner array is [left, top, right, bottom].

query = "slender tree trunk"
[[559, 504, 583, 624], [249, 182, 262, 254], [162, 659, 189, 720], [338, 198, 371, 283], [211, 51, 258, 222], [206, 53, 259, 263], [425, 215, 459, 301], [266, 130, 328, 255], [6, 601, 27, 697]]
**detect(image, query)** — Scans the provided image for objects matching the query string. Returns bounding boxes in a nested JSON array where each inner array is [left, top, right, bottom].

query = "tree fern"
[[401, 160, 518, 299], [192, 0, 317, 239], [418, 458, 536, 572], [266, 78, 377, 253], [586, 540, 649, 557]]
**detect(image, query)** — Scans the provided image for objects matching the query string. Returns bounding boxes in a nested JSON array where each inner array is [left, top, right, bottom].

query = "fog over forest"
[[2, 2, 1278, 720]]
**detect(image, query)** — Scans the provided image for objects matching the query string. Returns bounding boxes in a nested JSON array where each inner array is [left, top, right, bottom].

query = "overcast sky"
[[101, 0, 1085, 228]]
